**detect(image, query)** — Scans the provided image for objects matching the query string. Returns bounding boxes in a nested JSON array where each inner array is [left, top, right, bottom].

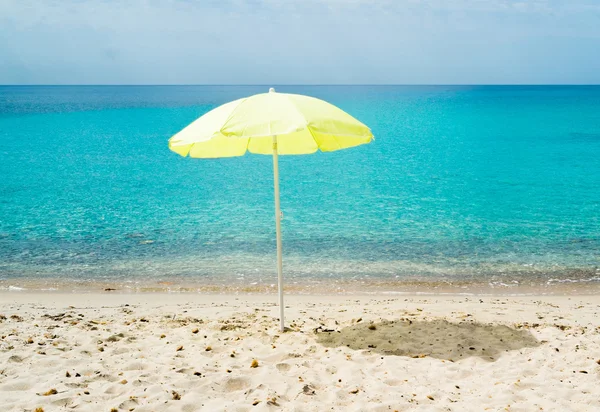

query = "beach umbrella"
[[169, 88, 373, 331]]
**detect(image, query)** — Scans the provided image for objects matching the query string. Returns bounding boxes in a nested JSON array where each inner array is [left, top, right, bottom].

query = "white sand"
[[1, 292, 599, 411]]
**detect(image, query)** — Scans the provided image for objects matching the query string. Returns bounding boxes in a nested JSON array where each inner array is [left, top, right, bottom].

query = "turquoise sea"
[[1, 85, 599, 293]]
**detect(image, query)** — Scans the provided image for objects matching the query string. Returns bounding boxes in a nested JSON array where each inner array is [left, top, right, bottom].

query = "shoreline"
[[2, 276, 600, 296]]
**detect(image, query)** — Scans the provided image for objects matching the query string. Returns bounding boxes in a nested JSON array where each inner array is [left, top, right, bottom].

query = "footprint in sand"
[[118, 398, 139, 410], [123, 361, 147, 371], [224, 377, 251, 392], [276, 363, 291, 373], [111, 347, 130, 355], [0, 380, 32, 391]]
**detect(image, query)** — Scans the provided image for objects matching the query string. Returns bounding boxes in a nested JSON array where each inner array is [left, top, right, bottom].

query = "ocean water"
[[1, 85, 599, 293]]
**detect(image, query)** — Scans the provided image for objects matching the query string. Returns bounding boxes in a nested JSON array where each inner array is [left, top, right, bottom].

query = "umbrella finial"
[[269, 87, 276, 93]]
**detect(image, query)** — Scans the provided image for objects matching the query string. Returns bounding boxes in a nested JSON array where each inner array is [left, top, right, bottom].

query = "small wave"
[[377, 290, 477, 296], [488, 280, 520, 288], [7, 285, 26, 291], [546, 277, 600, 284]]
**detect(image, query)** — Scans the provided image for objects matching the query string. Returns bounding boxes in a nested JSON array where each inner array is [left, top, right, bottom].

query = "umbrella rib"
[[331, 134, 343, 151], [284, 96, 321, 150], [214, 97, 253, 155], [219, 97, 249, 137]]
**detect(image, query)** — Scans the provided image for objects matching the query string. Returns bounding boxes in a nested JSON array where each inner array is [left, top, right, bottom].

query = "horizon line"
[[1, 83, 600, 87]]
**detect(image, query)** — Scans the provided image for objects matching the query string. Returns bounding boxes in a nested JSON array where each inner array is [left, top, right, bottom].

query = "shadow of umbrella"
[[315, 319, 540, 362]]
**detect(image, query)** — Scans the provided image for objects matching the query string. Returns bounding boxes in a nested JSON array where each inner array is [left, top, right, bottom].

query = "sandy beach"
[[0, 292, 599, 411]]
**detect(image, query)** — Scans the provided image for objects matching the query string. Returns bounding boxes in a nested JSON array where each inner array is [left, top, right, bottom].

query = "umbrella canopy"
[[169, 88, 373, 157], [169, 88, 373, 331]]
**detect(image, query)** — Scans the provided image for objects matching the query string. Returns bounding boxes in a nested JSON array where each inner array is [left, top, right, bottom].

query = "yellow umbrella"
[[169, 88, 373, 331]]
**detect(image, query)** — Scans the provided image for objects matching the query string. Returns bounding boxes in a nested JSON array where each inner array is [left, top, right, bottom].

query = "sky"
[[1, 0, 599, 85]]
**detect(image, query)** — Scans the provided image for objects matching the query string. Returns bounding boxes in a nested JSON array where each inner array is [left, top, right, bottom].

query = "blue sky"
[[1, 0, 599, 84]]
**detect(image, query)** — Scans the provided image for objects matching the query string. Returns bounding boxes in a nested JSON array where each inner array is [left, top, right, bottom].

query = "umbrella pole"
[[272, 135, 285, 332]]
